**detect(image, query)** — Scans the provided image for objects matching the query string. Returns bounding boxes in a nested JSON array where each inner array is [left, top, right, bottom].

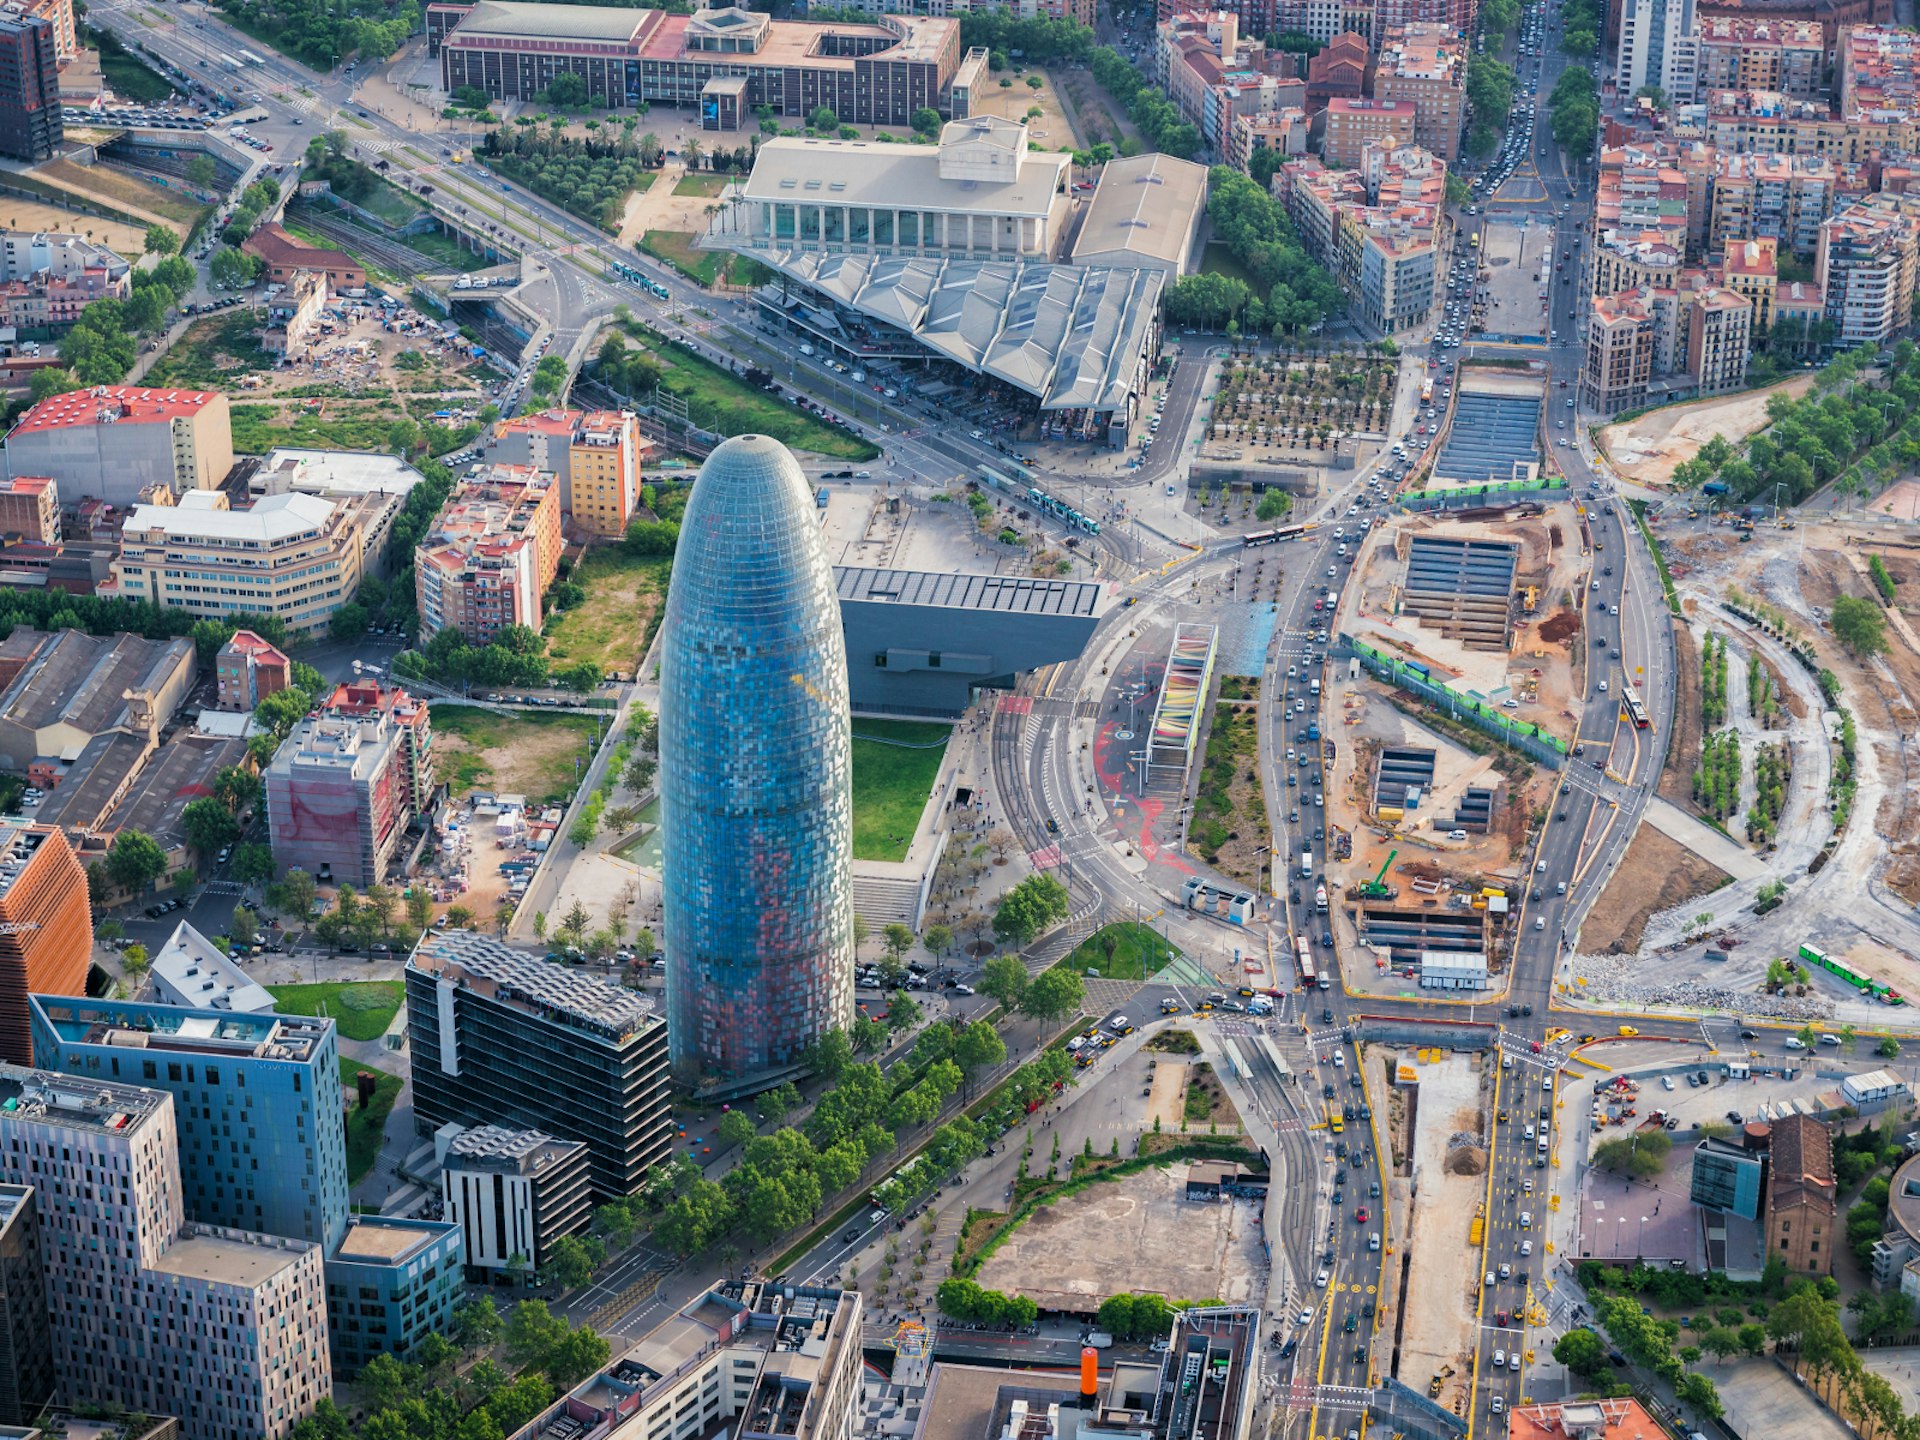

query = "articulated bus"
[[1800, 944, 1905, 1005], [1621, 680, 1651, 730], [1296, 934, 1316, 989], [1244, 522, 1310, 548]]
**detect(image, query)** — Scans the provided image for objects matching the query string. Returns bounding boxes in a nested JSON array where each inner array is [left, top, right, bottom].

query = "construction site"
[[1319, 459, 1592, 995], [1560, 503, 1920, 1023]]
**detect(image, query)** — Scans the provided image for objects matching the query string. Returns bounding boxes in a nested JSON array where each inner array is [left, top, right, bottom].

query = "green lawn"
[[338, 1056, 403, 1185], [267, 981, 405, 1041], [641, 228, 722, 286], [1063, 921, 1182, 981], [850, 720, 951, 861], [622, 322, 880, 460], [544, 547, 674, 679], [673, 173, 736, 198]]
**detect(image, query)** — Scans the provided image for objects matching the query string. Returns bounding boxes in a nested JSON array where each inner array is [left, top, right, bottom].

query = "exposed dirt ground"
[[1658, 618, 1702, 808], [1145, 1059, 1191, 1130], [1579, 825, 1730, 954], [1596, 375, 1818, 486], [973, 1163, 1268, 1310], [1400, 1051, 1490, 1413]]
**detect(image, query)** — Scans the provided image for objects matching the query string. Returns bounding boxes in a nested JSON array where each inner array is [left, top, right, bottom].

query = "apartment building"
[[214, 628, 291, 712], [1582, 291, 1656, 413], [0, 1066, 330, 1440], [1588, 228, 1685, 299], [0, 476, 54, 545], [29, 994, 351, 1250], [0, 8, 60, 163], [1227, 107, 1308, 170], [1321, 96, 1415, 166], [1687, 283, 1754, 393], [415, 463, 563, 643], [1278, 154, 1370, 263], [1707, 150, 1841, 259], [265, 684, 432, 889], [1371, 0, 1474, 37], [1721, 236, 1780, 329], [322, 678, 435, 818], [109, 490, 375, 636], [0, 266, 128, 331], [0, 1185, 51, 1427], [1580, 277, 1751, 410], [1279, 148, 1439, 334], [496, 1281, 864, 1440], [0, 824, 87, 1067], [1615, 0, 1697, 103], [1694, 16, 1821, 96], [487, 407, 650, 531], [441, 1125, 592, 1276], [1705, 87, 1917, 164], [568, 411, 646, 537], [1818, 192, 1920, 347], [1843, 25, 1920, 123], [405, 929, 674, 1199], [3, 386, 234, 507], [324, 1215, 462, 1374], [1372, 25, 1464, 162]]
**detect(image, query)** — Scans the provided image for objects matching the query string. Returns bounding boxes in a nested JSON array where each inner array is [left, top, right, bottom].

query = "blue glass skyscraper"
[[660, 434, 854, 1080]]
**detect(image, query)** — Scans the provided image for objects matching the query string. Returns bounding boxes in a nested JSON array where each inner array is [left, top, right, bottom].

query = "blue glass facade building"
[[660, 434, 855, 1080], [28, 994, 351, 1249], [324, 1215, 462, 1374]]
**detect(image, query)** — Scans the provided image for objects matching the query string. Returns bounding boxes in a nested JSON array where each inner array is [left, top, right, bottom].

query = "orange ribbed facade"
[[0, 825, 90, 1065]]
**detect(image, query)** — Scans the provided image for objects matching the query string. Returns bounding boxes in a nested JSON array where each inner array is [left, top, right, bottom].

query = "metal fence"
[[1337, 637, 1569, 767], [1398, 478, 1570, 512]]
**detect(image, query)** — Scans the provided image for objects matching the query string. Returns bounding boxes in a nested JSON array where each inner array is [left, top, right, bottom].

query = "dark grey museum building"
[[832, 567, 1103, 718]]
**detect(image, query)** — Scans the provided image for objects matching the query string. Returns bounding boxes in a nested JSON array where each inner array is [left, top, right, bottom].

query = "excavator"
[[1356, 849, 1399, 900]]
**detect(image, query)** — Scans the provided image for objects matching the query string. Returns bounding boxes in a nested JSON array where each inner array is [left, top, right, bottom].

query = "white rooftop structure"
[[149, 920, 275, 1013], [254, 447, 429, 498], [1069, 153, 1210, 276], [1419, 950, 1488, 990], [733, 127, 1072, 261], [1844, 1069, 1909, 1104], [124, 491, 336, 545]]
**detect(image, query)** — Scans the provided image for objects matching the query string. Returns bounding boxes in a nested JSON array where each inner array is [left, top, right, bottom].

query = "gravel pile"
[[1569, 952, 1836, 1019]]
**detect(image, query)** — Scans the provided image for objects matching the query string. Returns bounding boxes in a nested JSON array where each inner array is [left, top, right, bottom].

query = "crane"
[[1356, 849, 1398, 900]]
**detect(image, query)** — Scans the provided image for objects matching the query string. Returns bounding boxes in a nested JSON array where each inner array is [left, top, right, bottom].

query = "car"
[[1739, 1028, 1757, 1039]]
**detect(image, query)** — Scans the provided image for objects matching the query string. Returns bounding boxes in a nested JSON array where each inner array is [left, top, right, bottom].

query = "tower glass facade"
[[660, 434, 854, 1080]]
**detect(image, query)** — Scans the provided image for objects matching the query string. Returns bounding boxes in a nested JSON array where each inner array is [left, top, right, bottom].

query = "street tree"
[[105, 829, 168, 895], [1021, 965, 1084, 1023], [980, 954, 1029, 1009]]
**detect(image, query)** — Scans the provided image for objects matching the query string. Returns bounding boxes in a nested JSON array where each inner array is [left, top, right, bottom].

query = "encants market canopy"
[[1145, 623, 1217, 779]]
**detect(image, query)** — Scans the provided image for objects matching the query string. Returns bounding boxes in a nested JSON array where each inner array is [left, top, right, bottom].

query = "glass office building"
[[660, 434, 854, 1080]]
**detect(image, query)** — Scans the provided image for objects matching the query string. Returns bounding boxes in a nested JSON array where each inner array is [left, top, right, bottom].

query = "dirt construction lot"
[[973, 1164, 1267, 1310], [1579, 824, 1729, 954], [1596, 375, 1817, 486], [1399, 1051, 1489, 1408]]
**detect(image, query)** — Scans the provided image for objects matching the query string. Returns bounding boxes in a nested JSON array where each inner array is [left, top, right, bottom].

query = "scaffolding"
[[1145, 623, 1217, 780]]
